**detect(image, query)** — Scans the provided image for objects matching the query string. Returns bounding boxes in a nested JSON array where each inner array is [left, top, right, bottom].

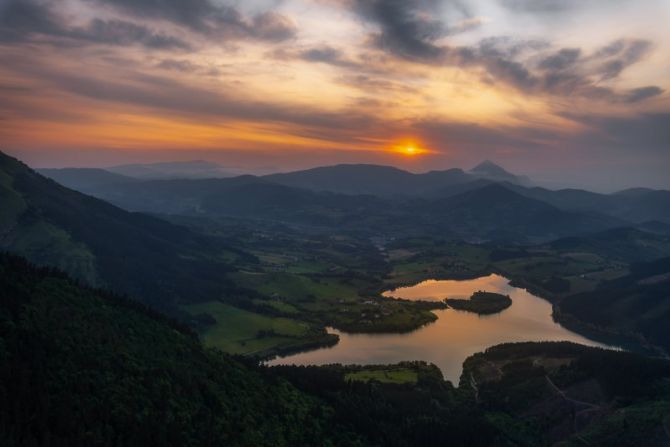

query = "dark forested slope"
[[557, 257, 670, 353], [2, 253, 668, 446], [0, 253, 357, 446]]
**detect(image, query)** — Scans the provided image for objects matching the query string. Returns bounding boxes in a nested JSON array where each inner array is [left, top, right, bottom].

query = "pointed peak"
[[471, 160, 508, 175]]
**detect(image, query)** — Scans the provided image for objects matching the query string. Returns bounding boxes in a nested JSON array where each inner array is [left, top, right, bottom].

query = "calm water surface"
[[268, 274, 616, 383]]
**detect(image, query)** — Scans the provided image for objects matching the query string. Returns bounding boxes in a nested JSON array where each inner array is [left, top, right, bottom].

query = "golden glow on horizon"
[[390, 140, 431, 157], [0, 0, 667, 173]]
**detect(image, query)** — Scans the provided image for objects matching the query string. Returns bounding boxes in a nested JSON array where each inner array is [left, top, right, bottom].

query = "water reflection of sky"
[[269, 274, 616, 384]]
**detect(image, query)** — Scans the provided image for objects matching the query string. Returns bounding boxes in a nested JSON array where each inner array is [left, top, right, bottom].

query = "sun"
[[392, 141, 427, 156], [404, 146, 418, 155]]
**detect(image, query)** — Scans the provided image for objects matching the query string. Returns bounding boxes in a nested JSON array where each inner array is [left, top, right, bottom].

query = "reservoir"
[[268, 274, 616, 383]]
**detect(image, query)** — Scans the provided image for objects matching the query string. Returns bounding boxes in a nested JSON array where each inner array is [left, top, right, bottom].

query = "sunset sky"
[[1, 0, 668, 190]]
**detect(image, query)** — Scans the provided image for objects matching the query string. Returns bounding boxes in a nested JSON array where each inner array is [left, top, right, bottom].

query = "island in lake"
[[446, 290, 512, 315]]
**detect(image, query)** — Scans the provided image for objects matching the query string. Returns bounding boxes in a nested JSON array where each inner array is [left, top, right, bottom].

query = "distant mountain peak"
[[470, 160, 531, 186], [263, 163, 473, 197], [471, 160, 509, 175]]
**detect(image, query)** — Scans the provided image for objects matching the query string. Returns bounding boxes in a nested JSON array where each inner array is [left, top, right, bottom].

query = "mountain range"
[[37, 158, 670, 244], [40, 160, 528, 198], [3, 149, 670, 445], [106, 160, 234, 179]]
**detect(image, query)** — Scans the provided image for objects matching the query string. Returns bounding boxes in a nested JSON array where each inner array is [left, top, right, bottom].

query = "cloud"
[[498, 0, 627, 14], [74, 19, 191, 49], [352, 0, 448, 61], [0, 0, 61, 41], [478, 36, 550, 58], [156, 59, 197, 72], [252, 12, 297, 41], [300, 46, 342, 62], [538, 48, 581, 71], [329, 2, 659, 104], [335, 0, 484, 62], [623, 86, 664, 103], [499, 0, 583, 13], [480, 56, 537, 91], [298, 46, 359, 68], [592, 39, 652, 80], [0, 0, 296, 51], [0, 0, 191, 49], [449, 16, 486, 34], [336, 74, 419, 93], [0, 51, 377, 135], [470, 37, 661, 103], [87, 0, 297, 41]]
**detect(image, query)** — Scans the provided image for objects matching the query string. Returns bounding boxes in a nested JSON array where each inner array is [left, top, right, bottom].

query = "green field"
[[184, 301, 312, 355], [229, 271, 361, 303], [230, 271, 439, 333], [346, 368, 419, 384], [385, 240, 490, 285]]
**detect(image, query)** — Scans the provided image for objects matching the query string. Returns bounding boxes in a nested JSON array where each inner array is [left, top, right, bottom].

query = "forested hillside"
[[557, 257, 670, 353], [0, 253, 356, 446], [2, 253, 669, 446], [0, 152, 248, 311]]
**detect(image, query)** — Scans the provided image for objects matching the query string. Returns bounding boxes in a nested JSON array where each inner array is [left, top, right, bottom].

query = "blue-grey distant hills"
[[40, 160, 527, 197], [39, 160, 670, 227], [502, 183, 670, 224], [37, 158, 660, 243], [263, 160, 531, 196], [263, 164, 476, 197], [469, 160, 532, 185], [107, 160, 234, 179]]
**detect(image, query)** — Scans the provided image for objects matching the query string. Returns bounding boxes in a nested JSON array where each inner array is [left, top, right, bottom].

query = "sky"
[[0, 0, 669, 191]]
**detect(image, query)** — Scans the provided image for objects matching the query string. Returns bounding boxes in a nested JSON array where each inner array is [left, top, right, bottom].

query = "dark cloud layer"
[[298, 46, 359, 68], [594, 39, 652, 80], [624, 86, 664, 103], [475, 38, 663, 103], [538, 48, 581, 71], [0, 0, 296, 50], [349, 0, 448, 61], [87, 0, 297, 41], [342, 0, 481, 61], [499, 0, 584, 13], [329, 1, 662, 104], [0, 0, 191, 49], [498, 0, 626, 14]]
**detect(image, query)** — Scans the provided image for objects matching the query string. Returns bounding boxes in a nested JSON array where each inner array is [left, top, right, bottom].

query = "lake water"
[[268, 274, 616, 384]]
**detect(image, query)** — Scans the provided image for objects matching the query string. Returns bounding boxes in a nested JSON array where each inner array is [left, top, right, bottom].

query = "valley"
[[268, 274, 615, 383], [2, 151, 670, 445], [7, 151, 670, 360], [3, 1, 668, 443]]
